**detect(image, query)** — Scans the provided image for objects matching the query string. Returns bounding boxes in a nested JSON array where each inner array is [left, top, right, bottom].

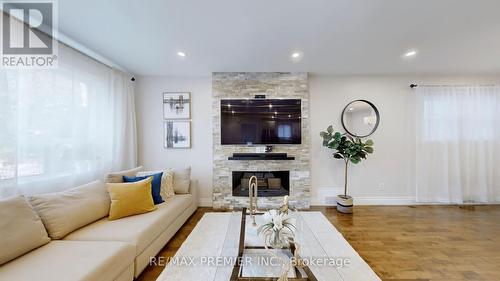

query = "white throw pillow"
[[137, 169, 175, 200], [173, 166, 191, 194], [28, 181, 110, 239], [0, 195, 50, 265], [106, 166, 144, 183]]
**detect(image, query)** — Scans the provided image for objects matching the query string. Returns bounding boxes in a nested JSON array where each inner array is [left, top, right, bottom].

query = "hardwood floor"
[[137, 205, 500, 281], [312, 205, 500, 281], [136, 208, 213, 281]]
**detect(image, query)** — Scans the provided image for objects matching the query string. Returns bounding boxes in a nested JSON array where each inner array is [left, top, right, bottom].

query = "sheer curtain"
[[0, 43, 137, 198], [415, 85, 500, 203], [111, 69, 137, 170]]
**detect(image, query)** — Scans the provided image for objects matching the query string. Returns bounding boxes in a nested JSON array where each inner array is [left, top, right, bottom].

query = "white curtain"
[[111, 69, 137, 170], [415, 85, 500, 203], [0, 43, 137, 198]]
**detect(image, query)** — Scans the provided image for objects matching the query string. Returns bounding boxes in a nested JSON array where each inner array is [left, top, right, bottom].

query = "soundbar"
[[228, 153, 295, 160]]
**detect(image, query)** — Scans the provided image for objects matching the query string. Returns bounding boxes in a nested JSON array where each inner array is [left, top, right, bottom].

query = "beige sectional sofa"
[[0, 240, 136, 281], [64, 193, 197, 277], [0, 168, 197, 281]]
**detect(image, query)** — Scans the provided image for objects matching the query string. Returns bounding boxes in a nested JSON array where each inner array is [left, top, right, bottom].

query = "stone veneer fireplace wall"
[[212, 72, 310, 210]]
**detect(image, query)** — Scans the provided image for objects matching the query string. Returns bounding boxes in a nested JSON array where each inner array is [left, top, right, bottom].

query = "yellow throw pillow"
[[107, 177, 156, 220]]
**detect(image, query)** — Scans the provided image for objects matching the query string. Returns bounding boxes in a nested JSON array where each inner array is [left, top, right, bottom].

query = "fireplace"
[[212, 72, 310, 210], [232, 171, 290, 197]]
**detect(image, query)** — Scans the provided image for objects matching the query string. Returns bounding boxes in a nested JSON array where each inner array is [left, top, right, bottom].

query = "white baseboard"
[[311, 196, 416, 206], [202, 196, 415, 207], [311, 197, 421, 206], [198, 197, 212, 207], [312, 187, 417, 206], [354, 196, 417, 205], [202, 196, 497, 208]]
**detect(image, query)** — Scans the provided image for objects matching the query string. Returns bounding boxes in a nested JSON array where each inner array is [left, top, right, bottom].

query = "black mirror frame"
[[341, 99, 380, 138]]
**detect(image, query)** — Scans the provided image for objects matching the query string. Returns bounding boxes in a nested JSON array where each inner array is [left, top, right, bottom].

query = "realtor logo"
[[1, 0, 58, 68]]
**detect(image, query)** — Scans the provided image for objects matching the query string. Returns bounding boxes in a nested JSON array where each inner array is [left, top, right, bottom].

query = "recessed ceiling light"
[[403, 50, 417, 57], [177, 51, 186, 57], [291, 51, 303, 62], [269, 104, 273, 108], [274, 111, 278, 115]]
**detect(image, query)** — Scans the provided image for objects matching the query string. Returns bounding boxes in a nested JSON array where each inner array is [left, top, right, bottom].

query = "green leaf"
[[333, 153, 343, 159], [328, 142, 339, 150], [350, 158, 361, 164], [319, 125, 373, 164]]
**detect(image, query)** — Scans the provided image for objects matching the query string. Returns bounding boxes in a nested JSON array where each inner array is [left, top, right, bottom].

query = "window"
[[419, 87, 496, 142], [0, 44, 136, 197], [277, 124, 292, 139], [414, 85, 500, 203]]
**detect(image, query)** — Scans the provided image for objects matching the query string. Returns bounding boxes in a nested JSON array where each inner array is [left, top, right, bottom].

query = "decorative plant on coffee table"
[[256, 196, 295, 247], [257, 208, 296, 249], [256, 196, 299, 281], [320, 125, 374, 213]]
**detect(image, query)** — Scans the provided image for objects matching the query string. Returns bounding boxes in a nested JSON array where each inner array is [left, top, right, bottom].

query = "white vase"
[[336, 195, 353, 214]]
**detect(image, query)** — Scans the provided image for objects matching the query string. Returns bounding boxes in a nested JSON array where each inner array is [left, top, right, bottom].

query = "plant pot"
[[336, 195, 353, 214]]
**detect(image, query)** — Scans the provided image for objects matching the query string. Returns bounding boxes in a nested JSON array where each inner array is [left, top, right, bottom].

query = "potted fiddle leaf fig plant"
[[320, 125, 374, 213]]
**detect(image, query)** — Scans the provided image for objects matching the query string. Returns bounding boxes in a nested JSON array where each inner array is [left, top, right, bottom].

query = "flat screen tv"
[[221, 99, 302, 145]]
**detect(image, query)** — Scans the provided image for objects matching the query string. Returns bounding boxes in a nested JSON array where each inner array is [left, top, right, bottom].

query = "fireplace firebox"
[[232, 171, 290, 197]]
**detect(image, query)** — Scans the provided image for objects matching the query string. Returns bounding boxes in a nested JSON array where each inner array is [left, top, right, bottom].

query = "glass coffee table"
[[214, 208, 324, 281]]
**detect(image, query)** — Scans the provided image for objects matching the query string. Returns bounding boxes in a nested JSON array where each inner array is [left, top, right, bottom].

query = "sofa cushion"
[[0, 240, 135, 281], [0, 195, 50, 265], [123, 172, 164, 204], [64, 194, 193, 255], [137, 169, 175, 200], [106, 166, 143, 183], [28, 181, 110, 239], [173, 166, 191, 194], [107, 177, 157, 220]]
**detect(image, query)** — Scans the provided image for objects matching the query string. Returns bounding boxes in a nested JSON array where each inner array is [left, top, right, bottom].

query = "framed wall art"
[[164, 120, 191, 148], [163, 92, 191, 119]]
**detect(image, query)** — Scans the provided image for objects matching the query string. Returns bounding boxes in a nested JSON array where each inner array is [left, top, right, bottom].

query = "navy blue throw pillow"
[[123, 172, 164, 205]]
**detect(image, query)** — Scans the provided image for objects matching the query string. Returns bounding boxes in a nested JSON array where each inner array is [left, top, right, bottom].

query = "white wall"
[[310, 75, 413, 205], [136, 74, 499, 206], [310, 75, 500, 205], [135, 76, 213, 206]]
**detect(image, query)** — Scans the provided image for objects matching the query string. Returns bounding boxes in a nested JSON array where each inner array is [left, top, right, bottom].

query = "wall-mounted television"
[[221, 99, 302, 145]]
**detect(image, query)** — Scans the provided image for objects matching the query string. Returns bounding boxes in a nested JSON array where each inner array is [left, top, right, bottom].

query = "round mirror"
[[341, 100, 380, 138]]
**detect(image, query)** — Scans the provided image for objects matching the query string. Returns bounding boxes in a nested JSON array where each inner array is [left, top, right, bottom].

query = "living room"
[[1, 1, 500, 281]]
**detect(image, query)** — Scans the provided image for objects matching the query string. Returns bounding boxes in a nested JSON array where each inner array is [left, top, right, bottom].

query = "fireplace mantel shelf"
[[228, 153, 295, 161]]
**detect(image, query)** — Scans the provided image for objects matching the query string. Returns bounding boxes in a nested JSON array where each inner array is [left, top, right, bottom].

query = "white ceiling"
[[58, 0, 500, 76]]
